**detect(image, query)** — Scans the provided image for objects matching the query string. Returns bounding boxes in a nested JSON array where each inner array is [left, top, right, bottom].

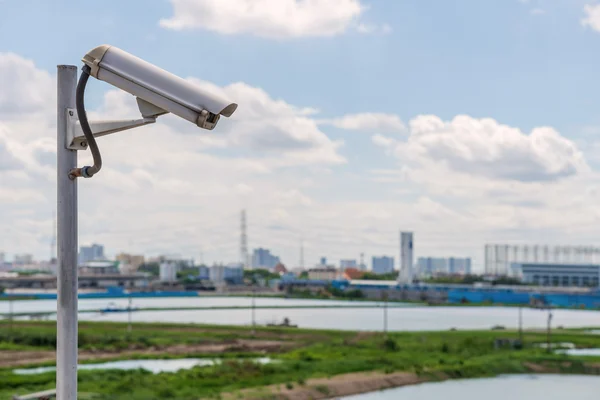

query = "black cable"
[[75, 64, 102, 178]]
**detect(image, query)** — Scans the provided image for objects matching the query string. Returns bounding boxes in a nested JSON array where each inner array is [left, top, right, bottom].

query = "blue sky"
[[2, 0, 598, 129], [2, 0, 600, 271]]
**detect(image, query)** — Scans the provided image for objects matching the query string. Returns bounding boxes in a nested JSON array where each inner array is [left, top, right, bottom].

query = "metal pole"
[[127, 297, 132, 334], [251, 285, 256, 335], [383, 292, 388, 337], [518, 306, 523, 343], [8, 298, 13, 336], [546, 308, 552, 353], [57, 65, 78, 400]]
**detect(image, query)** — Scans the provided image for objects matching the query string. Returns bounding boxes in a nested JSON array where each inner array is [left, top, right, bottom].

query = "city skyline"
[[4, 1, 600, 270]]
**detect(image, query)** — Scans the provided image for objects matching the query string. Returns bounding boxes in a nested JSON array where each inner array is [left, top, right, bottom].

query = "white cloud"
[[159, 0, 387, 39], [0, 53, 54, 118], [4, 52, 600, 272], [530, 8, 545, 15], [0, 132, 22, 170], [582, 4, 600, 32], [322, 112, 406, 133], [92, 80, 346, 167], [374, 114, 586, 183], [367, 114, 600, 264], [0, 51, 348, 265]]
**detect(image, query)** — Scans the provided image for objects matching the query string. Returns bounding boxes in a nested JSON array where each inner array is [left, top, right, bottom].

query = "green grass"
[[1, 321, 600, 399]]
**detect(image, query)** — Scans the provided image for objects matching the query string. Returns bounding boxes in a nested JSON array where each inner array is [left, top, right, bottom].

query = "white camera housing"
[[82, 45, 237, 130]]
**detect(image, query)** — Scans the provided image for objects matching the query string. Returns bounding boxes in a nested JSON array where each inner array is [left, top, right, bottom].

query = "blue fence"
[[0, 287, 200, 300]]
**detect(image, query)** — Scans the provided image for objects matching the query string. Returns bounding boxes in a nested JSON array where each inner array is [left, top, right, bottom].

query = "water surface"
[[558, 348, 600, 356], [13, 357, 272, 375], [342, 375, 600, 399], [3, 297, 600, 331]]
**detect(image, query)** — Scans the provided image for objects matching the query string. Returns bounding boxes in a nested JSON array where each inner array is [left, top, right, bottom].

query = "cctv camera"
[[82, 45, 238, 130]]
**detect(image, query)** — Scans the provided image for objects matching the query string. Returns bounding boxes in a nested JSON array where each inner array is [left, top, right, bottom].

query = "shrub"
[[383, 338, 399, 351]]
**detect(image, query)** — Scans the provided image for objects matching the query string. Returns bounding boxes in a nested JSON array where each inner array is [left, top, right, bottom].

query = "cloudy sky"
[[2, 0, 600, 270]]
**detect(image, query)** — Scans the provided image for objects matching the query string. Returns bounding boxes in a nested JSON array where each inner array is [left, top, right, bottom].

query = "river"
[[342, 375, 600, 399], [2, 297, 599, 331]]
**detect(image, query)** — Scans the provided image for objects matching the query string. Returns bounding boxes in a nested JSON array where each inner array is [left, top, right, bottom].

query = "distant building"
[[449, 257, 472, 275], [343, 267, 364, 280], [417, 257, 447, 277], [398, 232, 414, 283], [417, 257, 472, 277], [0, 252, 9, 272], [340, 259, 358, 270], [80, 260, 119, 275], [372, 256, 394, 275], [159, 261, 178, 282], [210, 263, 244, 284], [308, 267, 337, 281], [514, 263, 600, 287], [251, 248, 280, 269], [274, 263, 288, 275], [14, 254, 34, 265], [198, 265, 210, 280], [79, 244, 105, 264], [116, 253, 145, 272], [281, 272, 296, 281], [485, 244, 600, 277], [320, 257, 327, 266]]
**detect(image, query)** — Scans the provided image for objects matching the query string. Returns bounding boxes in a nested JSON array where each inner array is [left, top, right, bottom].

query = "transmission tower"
[[240, 209, 249, 269]]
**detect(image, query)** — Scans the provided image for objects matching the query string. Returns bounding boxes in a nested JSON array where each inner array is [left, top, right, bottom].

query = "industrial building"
[[485, 244, 600, 276], [514, 263, 600, 288]]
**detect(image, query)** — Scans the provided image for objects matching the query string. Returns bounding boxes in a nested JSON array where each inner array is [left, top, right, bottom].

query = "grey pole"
[[57, 65, 79, 400], [128, 296, 132, 334], [546, 308, 553, 353], [383, 291, 388, 337], [8, 298, 13, 336], [518, 306, 523, 343], [251, 285, 256, 335]]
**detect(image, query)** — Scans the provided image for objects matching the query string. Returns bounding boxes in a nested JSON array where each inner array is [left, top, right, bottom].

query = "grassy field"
[[1, 320, 600, 399]]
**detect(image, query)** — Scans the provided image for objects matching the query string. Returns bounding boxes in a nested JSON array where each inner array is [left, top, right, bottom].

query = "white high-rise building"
[[398, 232, 414, 283], [159, 261, 178, 282]]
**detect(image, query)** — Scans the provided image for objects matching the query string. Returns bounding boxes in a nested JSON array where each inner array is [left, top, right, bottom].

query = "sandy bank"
[[225, 361, 600, 400], [225, 371, 427, 400]]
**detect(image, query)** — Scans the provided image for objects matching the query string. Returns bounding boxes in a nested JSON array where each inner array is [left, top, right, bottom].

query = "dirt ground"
[[0, 339, 289, 368], [224, 371, 427, 400]]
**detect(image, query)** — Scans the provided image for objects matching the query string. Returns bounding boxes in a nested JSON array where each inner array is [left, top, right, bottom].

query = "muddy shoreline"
[[225, 362, 600, 400]]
